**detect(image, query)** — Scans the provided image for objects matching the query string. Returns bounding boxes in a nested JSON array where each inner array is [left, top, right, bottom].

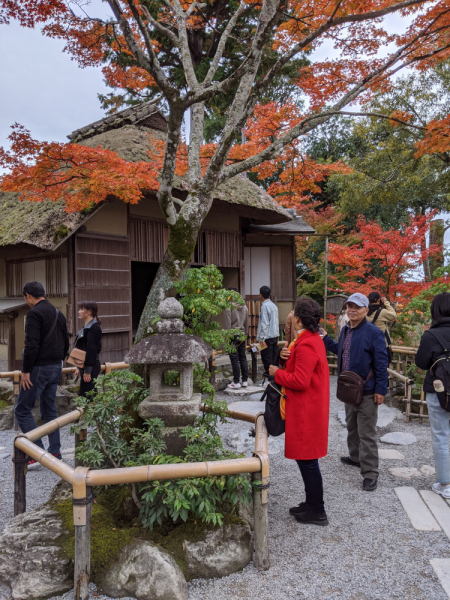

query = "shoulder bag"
[[260, 381, 286, 436], [67, 347, 86, 369], [336, 327, 373, 406]]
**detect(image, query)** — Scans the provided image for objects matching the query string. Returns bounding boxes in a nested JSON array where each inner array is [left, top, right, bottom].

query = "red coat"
[[274, 330, 330, 460]]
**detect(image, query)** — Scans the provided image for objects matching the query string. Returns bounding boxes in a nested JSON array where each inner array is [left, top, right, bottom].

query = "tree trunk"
[[429, 218, 445, 278], [135, 199, 208, 342]]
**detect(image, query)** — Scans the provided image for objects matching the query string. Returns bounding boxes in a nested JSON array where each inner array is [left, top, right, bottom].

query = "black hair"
[[293, 296, 322, 333], [260, 286, 271, 299], [228, 287, 238, 292], [368, 291, 381, 304], [78, 301, 102, 325], [23, 281, 45, 299], [430, 292, 450, 324]]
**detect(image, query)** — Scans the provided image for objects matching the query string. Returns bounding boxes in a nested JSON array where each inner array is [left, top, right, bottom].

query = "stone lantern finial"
[[156, 297, 185, 334]]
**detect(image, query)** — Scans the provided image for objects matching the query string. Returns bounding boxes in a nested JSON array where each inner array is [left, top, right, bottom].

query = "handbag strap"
[[41, 308, 59, 347], [427, 328, 450, 354]]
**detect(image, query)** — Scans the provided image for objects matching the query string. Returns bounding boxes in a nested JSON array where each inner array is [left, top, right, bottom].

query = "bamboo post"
[[73, 467, 92, 600], [104, 362, 112, 375], [13, 441, 27, 516], [13, 370, 20, 431], [252, 469, 270, 570]]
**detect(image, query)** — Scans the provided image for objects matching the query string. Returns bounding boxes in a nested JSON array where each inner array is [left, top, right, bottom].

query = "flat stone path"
[[394, 487, 441, 531], [431, 559, 450, 597], [223, 386, 265, 396]]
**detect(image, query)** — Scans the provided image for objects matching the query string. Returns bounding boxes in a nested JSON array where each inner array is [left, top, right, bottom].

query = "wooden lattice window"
[[0, 320, 7, 345], [46, 255, 67, 297], [6, 261, 22, 297], [6, 255, 67, 298]]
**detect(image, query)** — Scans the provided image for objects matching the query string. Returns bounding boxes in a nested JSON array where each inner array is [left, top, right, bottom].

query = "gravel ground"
[[0, 377, 448, 599]]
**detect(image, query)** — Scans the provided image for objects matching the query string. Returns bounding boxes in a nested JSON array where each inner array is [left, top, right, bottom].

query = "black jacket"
[[22, 299, 70, 373], [415, 318, 450, 392], [74, 318, 102, 375]]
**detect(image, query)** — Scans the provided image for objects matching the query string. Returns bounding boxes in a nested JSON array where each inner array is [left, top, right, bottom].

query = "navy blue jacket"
[[324, 318, 389, 395]]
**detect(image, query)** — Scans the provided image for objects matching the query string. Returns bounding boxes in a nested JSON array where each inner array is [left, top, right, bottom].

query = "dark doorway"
[[131, 262, 159, 338]]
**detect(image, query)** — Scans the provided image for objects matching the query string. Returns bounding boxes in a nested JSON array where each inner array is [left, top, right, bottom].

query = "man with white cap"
[[321, 293, 389, 491]]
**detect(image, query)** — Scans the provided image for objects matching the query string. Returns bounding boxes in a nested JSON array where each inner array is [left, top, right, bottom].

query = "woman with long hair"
[[269, 296, 330, 526], [74, 301, 102, 397], [416, 292, 450, 499]]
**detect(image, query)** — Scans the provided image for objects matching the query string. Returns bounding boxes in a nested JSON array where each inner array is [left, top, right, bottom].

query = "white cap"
[[346, 293, 369, 308]]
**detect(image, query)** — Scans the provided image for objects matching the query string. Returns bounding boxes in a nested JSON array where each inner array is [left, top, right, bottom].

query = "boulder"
[[183, 522, 252, 579], [0, 380, 13, 403], [98, 541, 187, 600], [0, 405, 14, 430], [0, 505, 73, 600]]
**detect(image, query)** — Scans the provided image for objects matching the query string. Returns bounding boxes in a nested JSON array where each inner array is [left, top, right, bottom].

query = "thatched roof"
[[0, 103, 292, 251]]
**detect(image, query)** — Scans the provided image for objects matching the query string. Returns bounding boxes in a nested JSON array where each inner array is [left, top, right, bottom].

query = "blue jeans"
[[296, 458, 325, 513], [15, 364, 62, 455], [427, 392, 450, 484]]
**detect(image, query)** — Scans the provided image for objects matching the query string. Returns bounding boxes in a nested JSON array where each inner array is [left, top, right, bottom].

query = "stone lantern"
[[124, 297, 212, 455]]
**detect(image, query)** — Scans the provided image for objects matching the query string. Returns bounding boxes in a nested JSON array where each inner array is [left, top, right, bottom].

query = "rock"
[[376, 404, 402, 428], [48, 479, 73, 504], [420, 464, 436, 476], [0, 380, 13, 403], [248, 392, 264, 401], [0, 453, 10, 459], [55, 387, 77, 416], [158, 297, 184, 320], [0, 406, 14, 430], [226, 430, 254, 456], [183, 522, 252, 579], [228, 401, 265, 415], [0, 505, 73, 599], [379, 449, 405, 460], [99, 540, 187, 600], [388, 467, 420, 479], [223, 385, 265, 396], [337, 410, 346, 426], [380, 432, 417, 445]]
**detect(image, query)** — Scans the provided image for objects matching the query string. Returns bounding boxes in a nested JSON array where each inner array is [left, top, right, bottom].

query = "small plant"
[[74, 370, 252, 531]]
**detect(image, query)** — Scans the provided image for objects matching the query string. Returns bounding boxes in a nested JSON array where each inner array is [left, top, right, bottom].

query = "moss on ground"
[[0, 400, 11, 411], [53, 486, 244, 581]]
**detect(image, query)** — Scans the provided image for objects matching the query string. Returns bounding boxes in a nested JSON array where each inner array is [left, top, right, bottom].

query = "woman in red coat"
[[269, 297, 330, 526]]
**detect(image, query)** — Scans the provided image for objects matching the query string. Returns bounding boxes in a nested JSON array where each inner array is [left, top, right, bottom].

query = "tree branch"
[[172, 0, 200, 90], [141, 4, 180, 47]]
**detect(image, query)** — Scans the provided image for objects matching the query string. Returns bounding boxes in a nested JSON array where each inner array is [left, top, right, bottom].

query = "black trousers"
[[296, 459, 325, 513], [260, 336, 279, 378], [78, 361, 101, 398], [229, 335, 249, 383]]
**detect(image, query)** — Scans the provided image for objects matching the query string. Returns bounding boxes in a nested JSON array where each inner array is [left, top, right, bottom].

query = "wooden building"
[[0, 103, 315, 369]]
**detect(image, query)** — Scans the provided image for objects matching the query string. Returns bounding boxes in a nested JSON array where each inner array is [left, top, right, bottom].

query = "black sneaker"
[[340, 456, 361, 468], [294, 508, 329, 526], [363, 478, 377, 491], [52, 453, 62, 460], [289, 502, 308, 516]]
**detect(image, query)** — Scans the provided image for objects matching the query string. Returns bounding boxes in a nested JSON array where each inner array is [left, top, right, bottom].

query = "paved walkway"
[[1, 377, 450, 599]]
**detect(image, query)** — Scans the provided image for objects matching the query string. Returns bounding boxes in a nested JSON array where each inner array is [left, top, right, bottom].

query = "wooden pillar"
[[7, 313, 17, 372], [13, 443, 26, 516], [73, 467, 92, 600], [251, 349, 257, 383], [13, 370, 20, 431], [252, 470, 270, 570]]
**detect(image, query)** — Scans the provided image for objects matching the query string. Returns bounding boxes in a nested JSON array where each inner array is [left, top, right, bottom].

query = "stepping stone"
[[379, 449, 405, 460], [421, 465, 436, 476], [249, 392, 264, 402], [0, 447, 6, 452], [430, 559, 450, 597], [228, 401, 265, 416], [380, 432, 417, 445], [337, 411, 346, 426], [389, 467, 419, 480], [61, 448, 76, 455], [376, 404, 402, 428], [0, 453, 10, 459], [421, 491, 450, 539], [223, 385, 265, 396], [395, 487, 441, 531]]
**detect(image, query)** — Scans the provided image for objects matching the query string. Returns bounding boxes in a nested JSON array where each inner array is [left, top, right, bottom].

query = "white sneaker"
[[242, 381, 248, 387], [432, 483, 450, 499], [227, 382, 241, 389]]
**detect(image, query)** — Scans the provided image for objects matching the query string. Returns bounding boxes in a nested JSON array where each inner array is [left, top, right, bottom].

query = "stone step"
[[421, 491, 450, 540], [223, 385, 265, 396], [394, 486, 441, 531], [430, 559, 450, 597]]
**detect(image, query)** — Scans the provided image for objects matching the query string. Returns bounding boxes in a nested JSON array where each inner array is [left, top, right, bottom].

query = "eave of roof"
[[0, 298, 28, 313], [248, 215, 316, 235]]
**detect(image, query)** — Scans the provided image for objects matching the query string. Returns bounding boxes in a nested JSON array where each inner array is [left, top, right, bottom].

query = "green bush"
[[73, 370, 252, 530]]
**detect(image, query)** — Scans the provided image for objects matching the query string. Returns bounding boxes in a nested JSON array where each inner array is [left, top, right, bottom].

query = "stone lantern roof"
[[124, 298, 212, 365]]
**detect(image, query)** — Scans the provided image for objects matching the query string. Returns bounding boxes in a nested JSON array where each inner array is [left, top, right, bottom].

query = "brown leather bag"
[[67, 348, 86, 369], [336, 370, 373, 406]]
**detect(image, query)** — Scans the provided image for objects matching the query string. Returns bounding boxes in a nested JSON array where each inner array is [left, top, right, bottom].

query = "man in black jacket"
[[15, 281, 69, 467]]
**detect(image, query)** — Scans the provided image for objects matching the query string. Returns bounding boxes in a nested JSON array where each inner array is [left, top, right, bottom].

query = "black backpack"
[[260, 381, 286, 436], [428, 329, 450, 412]]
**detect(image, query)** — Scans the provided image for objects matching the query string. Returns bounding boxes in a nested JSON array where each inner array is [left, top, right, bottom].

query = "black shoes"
[[340, 456, 361, 468], [294, 508, 329, 526], [289, 502, 308, 516], [363, 478, 377, 491]]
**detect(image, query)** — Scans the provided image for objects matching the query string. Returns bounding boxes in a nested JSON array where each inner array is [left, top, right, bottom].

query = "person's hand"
[[319, 327, 328, 338], [268, 365, 279, 376], [20, 372, 33, 390], [381, 297, 388, 305], [280, 348, 291, 360], [83, 373, 92, 383], [284, 341, 289, 348], [374, 394, 385, 405], [74, 368, 80, 378]]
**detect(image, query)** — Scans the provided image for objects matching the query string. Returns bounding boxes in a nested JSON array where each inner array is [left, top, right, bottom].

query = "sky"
[[0, 7, 448, 249]]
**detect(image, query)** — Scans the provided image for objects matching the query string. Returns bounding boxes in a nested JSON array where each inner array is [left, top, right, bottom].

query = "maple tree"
[[3, 0, 450, 339], [327, 214, 441, 302]]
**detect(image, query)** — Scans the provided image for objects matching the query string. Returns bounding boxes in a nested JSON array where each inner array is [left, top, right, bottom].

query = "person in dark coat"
[[74, 301, 102, 397], [15, 281, 69, 468], [269, 297, 330, 526], [415, 292, 450, 499]]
